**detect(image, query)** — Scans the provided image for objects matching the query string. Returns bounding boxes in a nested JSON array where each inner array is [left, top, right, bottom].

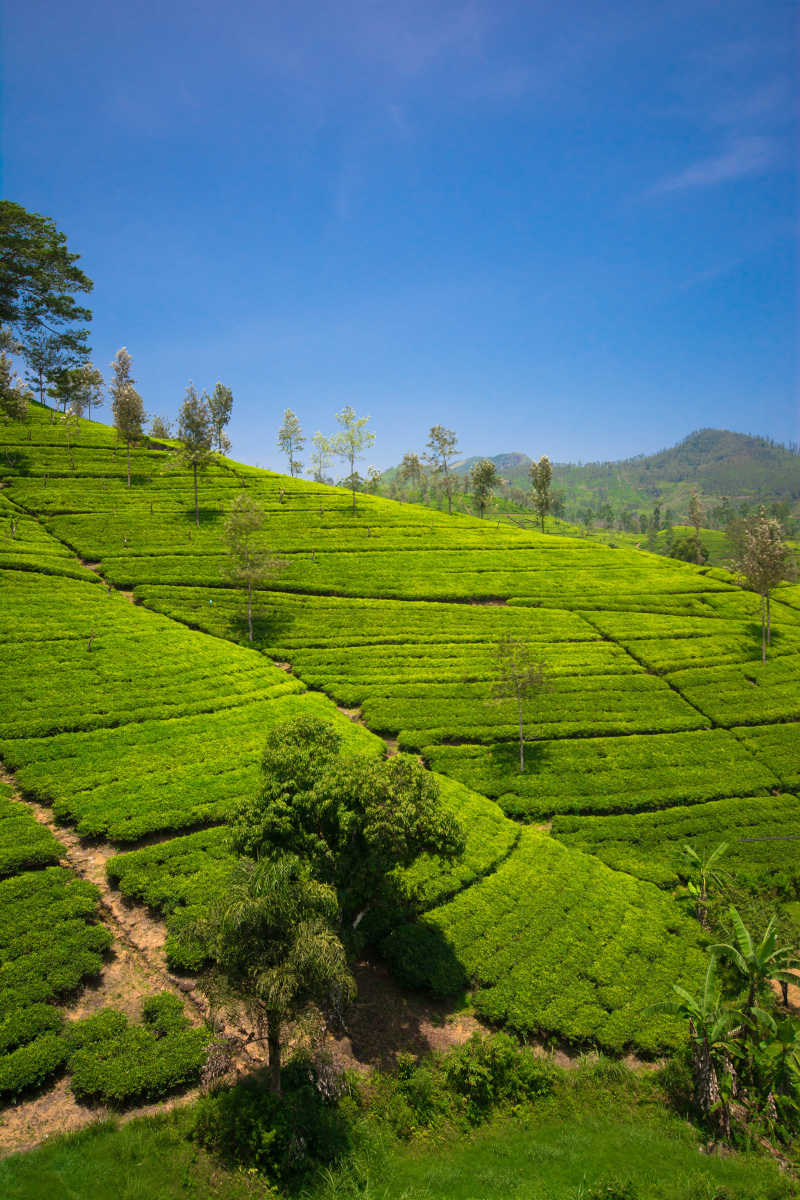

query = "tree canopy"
[[208, 382, 233, 454], [424, 425, 459, 514], [277, 409, 304, 476], [469, 458, 498, 518], [178, 384, 214, 525], [331, 406, 374, 514], [0, 201, 93, 372], [190, 855, 353, 1095], [230, 715, 464, 932], [224, 492, 284, 642]]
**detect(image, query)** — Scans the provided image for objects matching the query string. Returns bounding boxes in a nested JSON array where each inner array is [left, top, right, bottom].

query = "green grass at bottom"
[[312, 1092, 793, 1200], [0, 1077, 792, 1200]]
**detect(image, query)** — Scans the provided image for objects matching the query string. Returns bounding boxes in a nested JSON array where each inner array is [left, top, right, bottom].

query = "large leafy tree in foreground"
[[230, 716, 464, 932], [0, 201, 92, 372]]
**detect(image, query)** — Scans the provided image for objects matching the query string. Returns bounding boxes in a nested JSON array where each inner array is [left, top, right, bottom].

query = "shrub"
[[0, 1032, 66, 1098], [192, 1060, 352, 1186], [442, 1033, 558, 1123]]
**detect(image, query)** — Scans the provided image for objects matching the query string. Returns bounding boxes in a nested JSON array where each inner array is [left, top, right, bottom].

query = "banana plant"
[[680, 842, 730, 928], [647, 956, 736, 1137], [710, 906, 800, 1014]]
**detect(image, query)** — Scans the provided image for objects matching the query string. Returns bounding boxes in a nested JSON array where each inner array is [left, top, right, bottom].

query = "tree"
[[711, 908, 800, 1020], [489, 638, 547, 772], [398, 452, 424, 494], [230, 716, 464, 931], [56, 361, 103, 420], [149, 415, 172, 439], [681, 843, 730, 929], [178, 384, 214, 526], [22, 330, 67, 407], [331, 407, 375, 515], [188, 855, 354, 1096], [109, 348, 144, 488], [468, 458, 498, 518], [688, 489, 704, 564], [529, 456, 553, 533], [277, 409, 305, 476], [366, 466, 382, 494], [224, 492, 285, 642], [424, 426, 458, 515], [207, 382, 233, 454], [309, 432, 332, 482], [735, 511, 796, 662], [0, 350, 30, 422], [0, 201, 92, 373], [648, 958, 735, 1139]]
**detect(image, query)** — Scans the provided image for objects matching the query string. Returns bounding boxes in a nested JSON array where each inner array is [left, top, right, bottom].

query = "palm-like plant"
[[648, 957, 736, 1137], [189, 855, 355, 1095], [710, 907, 800, 1016], [680, 842, 729, 928]]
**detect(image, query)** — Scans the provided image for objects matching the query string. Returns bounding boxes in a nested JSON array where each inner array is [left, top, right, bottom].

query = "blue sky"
[[2, 0, 797, 472]]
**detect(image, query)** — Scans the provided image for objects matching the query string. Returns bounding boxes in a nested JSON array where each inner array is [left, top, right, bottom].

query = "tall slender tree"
[[424, 425, 458, 515], [688, 489, 704, 565], [277, 408, 305, 476], [331, 406, 375, 514], [177, 383, 214, 526], [398, 452, 424, 495], [207, 382, 233, 454], [529, 456, 553, 533], [735, 511, 796, 662], [489, 638, 547, 772], [224, 492, 285, 642], [309, 431, 332, 482], [469, 458, 498, 518], [188, 855, 354, 1096], [110, 348, 143, 487], [23, 331, 67, 407]]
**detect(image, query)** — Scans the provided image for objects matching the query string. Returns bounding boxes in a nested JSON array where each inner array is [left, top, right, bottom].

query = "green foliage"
[[385, 830, 706, 1055], [0, 200, 92, 363], [230, 716, 464, 928], [65, 995, 209, 1107], [0, 1032, 66, 1099]]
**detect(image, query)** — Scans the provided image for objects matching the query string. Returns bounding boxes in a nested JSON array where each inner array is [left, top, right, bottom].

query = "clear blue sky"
[[2, 0, 797, 472]]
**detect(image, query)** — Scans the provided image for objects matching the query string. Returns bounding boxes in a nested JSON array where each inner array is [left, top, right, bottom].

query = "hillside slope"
[[1, 403, 798, 1077], [409, 428, 800, 518]]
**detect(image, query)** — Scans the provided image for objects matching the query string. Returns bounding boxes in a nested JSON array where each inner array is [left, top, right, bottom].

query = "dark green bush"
[[0, 1032, 66, 1098], [0, 1003, 62, 1054], [192, 1060, 352, 1186]]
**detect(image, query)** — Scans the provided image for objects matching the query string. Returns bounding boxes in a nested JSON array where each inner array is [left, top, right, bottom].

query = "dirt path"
[[79, 558, 135, 603], [0, 770, 269, 1157]]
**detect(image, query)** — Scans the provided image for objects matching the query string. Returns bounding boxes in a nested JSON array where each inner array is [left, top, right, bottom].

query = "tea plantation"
[[0, 402, 798, 1125]]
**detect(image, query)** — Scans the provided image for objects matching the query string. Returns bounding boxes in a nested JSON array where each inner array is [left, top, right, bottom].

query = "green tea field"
[[0, 402, 798, 1162]]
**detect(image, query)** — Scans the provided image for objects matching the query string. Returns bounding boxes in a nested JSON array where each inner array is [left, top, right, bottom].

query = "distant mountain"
[[389, 430, 800, 520]]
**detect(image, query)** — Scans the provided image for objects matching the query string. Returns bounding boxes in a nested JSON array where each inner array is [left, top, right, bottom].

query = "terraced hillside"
[[1, 403, 798, 1107]]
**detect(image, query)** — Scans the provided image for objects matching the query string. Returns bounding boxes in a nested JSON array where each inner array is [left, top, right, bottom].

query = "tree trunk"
[[766, 591, 771, 646], [540, 512, 545, 534], [267, 1014, 282, 1096], [690, 1023, 729, 1140], [761, 594, 766, 663], [517, 693, 525, 772], [247, 580, 253, 642], [127, 440, 131, 488], [193, 463, 199, 526]]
